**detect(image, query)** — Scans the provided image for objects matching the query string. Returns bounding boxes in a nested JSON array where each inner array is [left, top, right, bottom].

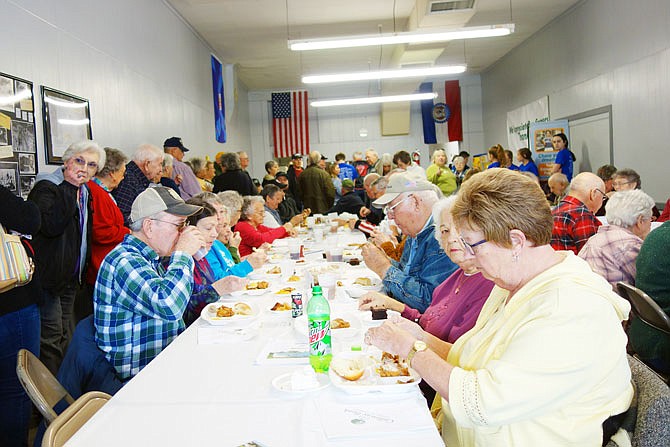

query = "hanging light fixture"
[[289, 24, 514, 51], [302, 65, 466, 84], [311, 92, 437, 108]]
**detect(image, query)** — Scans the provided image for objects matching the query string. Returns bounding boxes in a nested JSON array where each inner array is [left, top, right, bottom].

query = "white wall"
[[247, 75, 484, 181], [481, 0, 670, 202], [0, 0, 250, 173]]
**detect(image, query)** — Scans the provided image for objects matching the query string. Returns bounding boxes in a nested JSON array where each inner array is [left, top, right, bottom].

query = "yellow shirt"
[[443, 252, 633, 447]]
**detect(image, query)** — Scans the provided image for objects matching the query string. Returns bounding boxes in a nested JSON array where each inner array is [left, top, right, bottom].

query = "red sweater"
[[235, 220, 287, 256], [86, 180, 130, 285]]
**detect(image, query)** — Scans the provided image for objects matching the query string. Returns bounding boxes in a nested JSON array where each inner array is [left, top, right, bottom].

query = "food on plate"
[[287, 275, 301, 282], [348, 258, 360, 266], [233, 302, 253, 316], [295, 259, 306, 264], [276, 287, 295, 295], [267, 266, 281, 274], [397, 378, 415, 384], [376, 352, 410, 377], [353, 277, 373, 287], [215, 304, 234, 318], [270, 302, 291, 311], [246, 280, 269, 290], [371, 308, 388, 320], [347, 243, 364, 248], [331, 318, 350, 329], [336, 281, 343, 287], [331, 357, 366, 381]]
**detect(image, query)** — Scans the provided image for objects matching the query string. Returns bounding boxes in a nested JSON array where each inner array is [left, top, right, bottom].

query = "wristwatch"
[[406, 340, 427, 368]]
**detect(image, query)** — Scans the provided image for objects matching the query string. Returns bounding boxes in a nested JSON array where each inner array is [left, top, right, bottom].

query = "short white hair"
[[133, 144, 163, 163], [432, 196, 457, 249], [605, 190, 655, 228], [62, 140, 106, 173]]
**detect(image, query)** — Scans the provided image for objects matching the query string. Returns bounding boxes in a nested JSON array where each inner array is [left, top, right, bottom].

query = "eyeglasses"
[[459, 235, 487, 256], [385, 194, 412, 217], [151, 218, 188, 231], [612, 180, 633, 188], [72, 156, 99, 171], [594, 188, 608, 200]]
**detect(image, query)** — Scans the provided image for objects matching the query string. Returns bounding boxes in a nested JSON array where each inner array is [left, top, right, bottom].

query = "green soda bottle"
[[307, 285, 332, 373]]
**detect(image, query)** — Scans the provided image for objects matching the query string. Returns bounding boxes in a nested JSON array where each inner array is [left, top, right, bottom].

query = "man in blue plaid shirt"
[[93, 186, 204, 380]]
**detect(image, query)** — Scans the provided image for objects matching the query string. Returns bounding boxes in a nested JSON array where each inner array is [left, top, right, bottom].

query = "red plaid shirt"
[[551, 195, 601, 254]]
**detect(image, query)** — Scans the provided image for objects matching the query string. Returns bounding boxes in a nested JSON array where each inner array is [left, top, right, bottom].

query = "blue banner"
[[419, 82, 436, 144], [211, 55, 226, 143]]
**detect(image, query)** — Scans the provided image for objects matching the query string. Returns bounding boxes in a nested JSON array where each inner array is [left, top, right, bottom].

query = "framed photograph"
[[41, 86, 92, 164], [19, 176, 35, 199], [0, 72, 38, 198], [0, 161, 19, 194]]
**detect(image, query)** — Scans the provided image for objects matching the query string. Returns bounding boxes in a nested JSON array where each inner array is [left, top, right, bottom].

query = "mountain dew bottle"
[[307, 285, 332, 373]]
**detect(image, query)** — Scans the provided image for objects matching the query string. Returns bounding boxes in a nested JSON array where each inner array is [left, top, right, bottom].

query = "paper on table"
[[316, 396, 435, 440], [255, 340, 310, 365], [197, 322, 259, 344]]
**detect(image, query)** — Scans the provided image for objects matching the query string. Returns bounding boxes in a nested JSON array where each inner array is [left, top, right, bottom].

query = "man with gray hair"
[[361, 173, 457, 312], [94, 186, 215, 380], [365, 149, 383, 174], [113, 144, 164, 225], [578, 189, 656, 288], [551, 172, 606, 254], [163, 137, 201, 200], [298, 151, 335, 214]]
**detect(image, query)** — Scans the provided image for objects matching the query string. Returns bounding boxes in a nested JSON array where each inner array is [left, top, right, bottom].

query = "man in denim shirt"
[[362, 173, 457, 313]]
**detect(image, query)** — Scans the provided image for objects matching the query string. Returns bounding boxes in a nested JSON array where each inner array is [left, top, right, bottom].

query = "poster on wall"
[[529, 120, 569, 179], [0, 72, 38, 198], [41, 86, 92, 164], [506, 96, 549, 151]]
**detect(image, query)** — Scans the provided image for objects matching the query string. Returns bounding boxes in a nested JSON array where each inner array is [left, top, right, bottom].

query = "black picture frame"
[[0, 72, 38, 198], [41, 86, 92, 165]]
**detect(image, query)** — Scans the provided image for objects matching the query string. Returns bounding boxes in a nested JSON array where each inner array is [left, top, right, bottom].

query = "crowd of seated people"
[[3, 136, 669, 447]]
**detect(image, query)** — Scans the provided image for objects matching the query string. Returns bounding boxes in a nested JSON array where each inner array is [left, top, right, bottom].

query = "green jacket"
[[297, 165, 335, 214]]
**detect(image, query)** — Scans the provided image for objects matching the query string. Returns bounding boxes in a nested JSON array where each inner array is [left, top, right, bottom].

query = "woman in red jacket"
[[235, 196, 295, 256]]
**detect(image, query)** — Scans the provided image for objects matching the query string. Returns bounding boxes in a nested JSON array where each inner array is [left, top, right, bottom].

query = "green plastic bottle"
[[307, 285, 332, 373]]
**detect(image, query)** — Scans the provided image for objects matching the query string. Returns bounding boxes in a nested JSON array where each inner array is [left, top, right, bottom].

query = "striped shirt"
[[94, 234, 194, 380]]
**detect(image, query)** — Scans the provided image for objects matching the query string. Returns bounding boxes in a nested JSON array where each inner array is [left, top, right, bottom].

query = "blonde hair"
[[431, 149, 446, 164], [452, 169, 553, 247]]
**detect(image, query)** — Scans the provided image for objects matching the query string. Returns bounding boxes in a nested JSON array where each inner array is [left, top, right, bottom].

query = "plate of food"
[[201, 301, 259, 325], [272, 367, 330, 394], [293, 313, 361, 339], [328, 351, 420, 394], [230, 280, 271, 296], [268, 300, 292, 316], [274, 286, 297, 296], [343, 276, 383, 297], [285, 274, 303, 283]]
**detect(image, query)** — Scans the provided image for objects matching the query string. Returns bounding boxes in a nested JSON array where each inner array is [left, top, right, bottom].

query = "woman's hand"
[[212, 276, 248, 296], [358, 291, 403, 313], [228, 231, 242, 249], [387, 314, 426, 341], [289, 213, 304, 227], [364, 321, 415, 359]]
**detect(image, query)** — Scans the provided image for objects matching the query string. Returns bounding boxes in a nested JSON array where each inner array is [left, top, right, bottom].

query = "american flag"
[[271, 91, 310, 158]]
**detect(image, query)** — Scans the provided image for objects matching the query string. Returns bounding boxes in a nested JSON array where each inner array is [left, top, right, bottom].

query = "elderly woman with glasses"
[[578, 189, 655, 288], [235, 196, 296, 256], [365, 168, 633, 447], [611, 167, 660, 220], [28, 140, 105, 375]]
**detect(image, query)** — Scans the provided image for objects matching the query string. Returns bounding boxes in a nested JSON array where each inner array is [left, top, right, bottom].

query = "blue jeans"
[[39, 285, 77, 375], [0, 304, 40, 447]]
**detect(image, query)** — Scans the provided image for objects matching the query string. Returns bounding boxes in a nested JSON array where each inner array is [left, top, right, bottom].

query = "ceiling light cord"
[[393, 0, 397, 34], [285, 0, 290, 40], [509, 0, 513, 22]]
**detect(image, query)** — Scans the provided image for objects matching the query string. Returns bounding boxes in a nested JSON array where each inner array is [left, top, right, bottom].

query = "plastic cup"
[[287, 239, 301, 260], [329, 247, 343, 263], [319, 273, 337, 300]]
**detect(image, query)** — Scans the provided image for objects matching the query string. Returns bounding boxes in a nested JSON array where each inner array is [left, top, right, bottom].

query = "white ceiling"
[[166, 0, 580, 91]]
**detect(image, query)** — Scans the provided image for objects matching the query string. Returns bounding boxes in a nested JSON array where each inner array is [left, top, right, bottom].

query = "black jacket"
[[327, 191, 365, 216], [0, 185, 41, 315], [213, 169, 256, 195], [28, 170, 91, 295]]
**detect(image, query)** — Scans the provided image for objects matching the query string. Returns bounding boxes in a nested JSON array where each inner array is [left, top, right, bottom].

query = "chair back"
[[41, 391, 111, 447], [627, 355, 670, 445], [616, 282, 670, 335], [16, 349, 75, 424]]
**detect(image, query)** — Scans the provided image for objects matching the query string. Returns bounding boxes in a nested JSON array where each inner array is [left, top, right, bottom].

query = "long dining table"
[[66, 227, 444, 447]]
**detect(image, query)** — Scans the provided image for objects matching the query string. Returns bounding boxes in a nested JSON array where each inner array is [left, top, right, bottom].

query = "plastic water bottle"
[[307, 285, 332, 373]]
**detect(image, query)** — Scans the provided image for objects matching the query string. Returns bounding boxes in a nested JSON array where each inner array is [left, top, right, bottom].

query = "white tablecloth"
[[66, 230, 444, 447]]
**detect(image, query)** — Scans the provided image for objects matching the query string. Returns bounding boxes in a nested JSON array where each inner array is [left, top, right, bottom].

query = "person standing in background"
[[551, 132, 574, 182], [298, 151, 335, 214], [517, 147, 539, 177], [287, 153, 303, 210], [29, 140, 105, 375], [164, 137, 201, 200], [0, 185, 41, 447], [426, 149, 456, 196], [335, 152, 357, 181]]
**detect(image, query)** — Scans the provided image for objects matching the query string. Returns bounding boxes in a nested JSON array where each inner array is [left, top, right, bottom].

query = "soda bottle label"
[[308, 319, 331, 356]]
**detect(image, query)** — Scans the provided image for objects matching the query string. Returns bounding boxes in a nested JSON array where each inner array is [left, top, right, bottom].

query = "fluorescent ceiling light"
[[303, 65, 467, 84], [311, 92, 437, 108], [289, 24, 514, 51]]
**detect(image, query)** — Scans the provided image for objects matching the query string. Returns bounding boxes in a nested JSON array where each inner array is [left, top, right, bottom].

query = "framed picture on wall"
[[0, 72, 38, 197], [41, 86, 92, 164]]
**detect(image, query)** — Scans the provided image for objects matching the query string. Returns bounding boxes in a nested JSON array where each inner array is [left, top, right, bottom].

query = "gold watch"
[[406, 340, 427, 368]]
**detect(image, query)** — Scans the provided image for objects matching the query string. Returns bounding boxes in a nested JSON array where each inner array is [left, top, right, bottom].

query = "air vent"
[[429, 0, 475, 14]]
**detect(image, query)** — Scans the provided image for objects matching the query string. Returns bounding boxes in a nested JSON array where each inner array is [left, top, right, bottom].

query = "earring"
[[512, 253, 519, 262]]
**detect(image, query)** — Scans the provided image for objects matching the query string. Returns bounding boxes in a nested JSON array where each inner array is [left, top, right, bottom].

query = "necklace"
[[454, 270, 476, 294]]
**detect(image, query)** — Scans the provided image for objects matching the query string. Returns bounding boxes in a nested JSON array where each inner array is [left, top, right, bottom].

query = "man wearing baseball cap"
[[94, 186, 205, 380], [361, 173, 457, 312], [163, 137, 201, 200]]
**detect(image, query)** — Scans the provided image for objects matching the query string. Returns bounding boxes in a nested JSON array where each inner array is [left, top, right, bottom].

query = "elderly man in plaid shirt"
[[551, 172, 606, 254], [94, 187, 205, 380]]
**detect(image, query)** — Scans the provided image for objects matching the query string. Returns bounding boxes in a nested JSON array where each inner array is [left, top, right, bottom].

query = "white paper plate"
[[328, 352, 420, 394], [343, 277, 383, 297], [293, 313, 362, 339], [272, 370, 330, 394], [266, 300, 293, 316], [200, 301, 260, 326]]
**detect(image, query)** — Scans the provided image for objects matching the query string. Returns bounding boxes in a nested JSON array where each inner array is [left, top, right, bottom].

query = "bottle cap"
[[312, 285, 323, 294]]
